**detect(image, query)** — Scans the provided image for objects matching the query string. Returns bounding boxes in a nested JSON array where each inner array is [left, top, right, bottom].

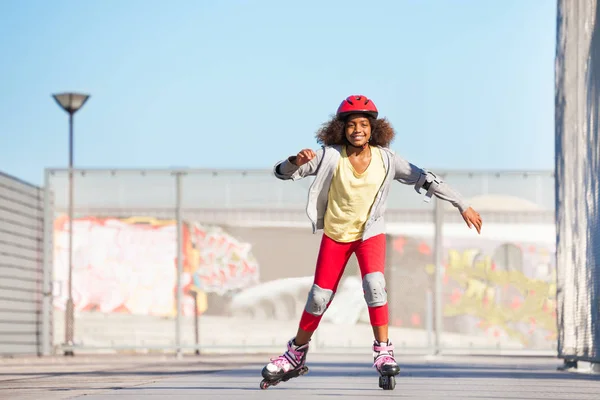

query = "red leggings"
[[299, 233, 388, 332]]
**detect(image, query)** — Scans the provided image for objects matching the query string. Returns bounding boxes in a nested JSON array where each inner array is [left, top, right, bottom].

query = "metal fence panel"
[[386, 171, 557, 353], [48, 170, 179, 353], [555, 0, 600, 364], [44, 168, 556, 355], [0, 171, 47, 356]]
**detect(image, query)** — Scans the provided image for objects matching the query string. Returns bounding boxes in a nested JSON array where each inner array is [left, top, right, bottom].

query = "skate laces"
[[373, 354, 396, 368], [270, 339, 308, 368], [270, 355, 291, 368]]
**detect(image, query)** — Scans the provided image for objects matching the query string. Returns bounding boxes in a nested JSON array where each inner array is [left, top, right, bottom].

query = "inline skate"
[[373, 339, 400, 390], [259, 338, 310, 389]]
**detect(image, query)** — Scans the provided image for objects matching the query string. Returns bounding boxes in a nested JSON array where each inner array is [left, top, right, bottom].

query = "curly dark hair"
[[315, 114, 396, 148]]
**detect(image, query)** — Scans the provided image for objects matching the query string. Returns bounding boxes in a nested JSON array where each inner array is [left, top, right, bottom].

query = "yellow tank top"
[[324, 145, 386, 242]]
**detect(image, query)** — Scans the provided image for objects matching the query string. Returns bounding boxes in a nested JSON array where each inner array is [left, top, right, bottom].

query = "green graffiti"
[[432, 249, 557, 345]]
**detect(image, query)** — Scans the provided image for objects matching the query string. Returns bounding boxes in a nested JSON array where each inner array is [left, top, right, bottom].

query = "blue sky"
[[1, 0, 556, 186]]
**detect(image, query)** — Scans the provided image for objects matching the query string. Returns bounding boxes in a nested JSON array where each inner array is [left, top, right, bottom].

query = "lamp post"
[[52, 92, 90, 356]]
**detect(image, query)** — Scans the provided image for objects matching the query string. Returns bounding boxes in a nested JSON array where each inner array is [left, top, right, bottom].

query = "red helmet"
[[336, 95, 378, 119]]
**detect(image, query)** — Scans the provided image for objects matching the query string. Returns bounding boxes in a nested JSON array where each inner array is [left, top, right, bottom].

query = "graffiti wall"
[[221, 229, 557, 350], [52, 217, 556, 351], [185, 222, 260, 296], [388, 234, 556, 349], [52, 216, 260, 317]]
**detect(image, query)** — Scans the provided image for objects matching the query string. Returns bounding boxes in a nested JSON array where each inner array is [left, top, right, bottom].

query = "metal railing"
[[42, 168, 557, 356]]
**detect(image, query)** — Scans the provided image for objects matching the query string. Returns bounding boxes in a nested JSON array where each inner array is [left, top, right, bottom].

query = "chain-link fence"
[[43, 168, 556, 355], [555, 0, 600, 366]]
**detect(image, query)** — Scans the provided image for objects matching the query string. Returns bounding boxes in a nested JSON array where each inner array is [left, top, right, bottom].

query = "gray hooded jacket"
[[273, 145, 469, 241]]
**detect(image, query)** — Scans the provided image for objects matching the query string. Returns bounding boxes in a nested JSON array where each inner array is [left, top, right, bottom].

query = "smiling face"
[[344, 114, 372, 148]]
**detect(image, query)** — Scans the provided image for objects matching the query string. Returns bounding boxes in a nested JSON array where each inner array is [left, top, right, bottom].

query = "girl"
[[260, 95, 482, 389]]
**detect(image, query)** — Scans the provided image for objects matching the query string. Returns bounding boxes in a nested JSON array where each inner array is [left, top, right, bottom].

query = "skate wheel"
[[379, 375, 395, 390], [259, 380, 270, 390]]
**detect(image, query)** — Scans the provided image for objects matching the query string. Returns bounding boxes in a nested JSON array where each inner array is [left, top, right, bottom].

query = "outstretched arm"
[[393, 154, 483, 234], [273, 148, 323, 181]]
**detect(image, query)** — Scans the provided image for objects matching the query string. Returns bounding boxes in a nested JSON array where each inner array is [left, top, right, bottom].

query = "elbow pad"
[[415, 170, 441, 203]]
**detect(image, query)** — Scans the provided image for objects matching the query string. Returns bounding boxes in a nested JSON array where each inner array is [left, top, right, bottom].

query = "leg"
[[354, 234, 400, 380], [261, 234, 355, 382], [354, 234, 389, 332], [372, 324, 389, 343], [295, 234, 356, 343], [293, 328, 313, 348]]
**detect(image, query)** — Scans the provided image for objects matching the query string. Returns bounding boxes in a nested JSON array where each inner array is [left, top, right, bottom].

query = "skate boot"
[[259, 338, 310, 389], [373, 339, 400, 390]]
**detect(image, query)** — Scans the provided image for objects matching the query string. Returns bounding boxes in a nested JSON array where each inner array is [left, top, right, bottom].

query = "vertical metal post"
[[426, 289, 433, 353], [225, 180, 231, 208], [41, 169, 52, 356], [535, 175, 543, 206], [193, 291, 200, 355], [175, 172, 183, 358], [51, 92, 89, 357], [433, 197, 444, 355], [64, 113, 75, 356]]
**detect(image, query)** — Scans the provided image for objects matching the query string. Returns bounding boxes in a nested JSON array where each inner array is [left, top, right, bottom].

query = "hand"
[[292, 149, 316, 166], [462, 207, 482, 234]]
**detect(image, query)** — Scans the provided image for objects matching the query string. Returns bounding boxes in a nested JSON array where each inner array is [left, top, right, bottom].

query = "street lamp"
[[52, 92, 90, 356]]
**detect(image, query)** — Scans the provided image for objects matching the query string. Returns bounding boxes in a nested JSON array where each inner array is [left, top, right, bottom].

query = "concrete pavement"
[[1, 353, 599, 399]]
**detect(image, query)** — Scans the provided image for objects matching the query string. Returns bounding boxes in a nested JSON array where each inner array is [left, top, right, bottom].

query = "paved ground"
[[1, 353, 599, 400]]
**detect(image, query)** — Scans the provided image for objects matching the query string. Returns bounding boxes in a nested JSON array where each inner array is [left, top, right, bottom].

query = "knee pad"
[[304, 284, 334, 316], [362, 272, 387, 307]]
